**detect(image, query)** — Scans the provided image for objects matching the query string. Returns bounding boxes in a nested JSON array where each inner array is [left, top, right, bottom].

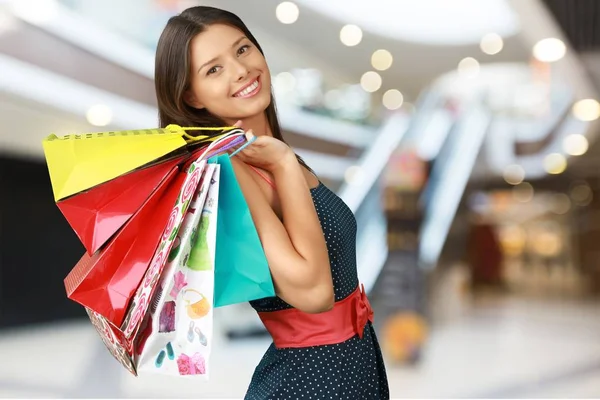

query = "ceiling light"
[[563, 134, 588, 156], [570, 182, 593, 206], [360, 71, 382, 93], [480, 33, 503, 55], [274, 71, 296, 93], [512, 182, 534, 203], [275, 2, 299, 24], [382, 89, 403, 110], [340, 24, 362, 46], [543, 153, 567, 175], [371, 49, 393, 71], [551, 193, 571, 214], [533, 38, 566, 63], [503, 164, 525, 185], [572, 99, 600, 122], [457, 57, 480, 78], [86, 104, 113, 127]]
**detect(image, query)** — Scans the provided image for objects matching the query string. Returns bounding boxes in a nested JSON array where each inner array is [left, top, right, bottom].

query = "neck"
[[229, 112, 272, 137]]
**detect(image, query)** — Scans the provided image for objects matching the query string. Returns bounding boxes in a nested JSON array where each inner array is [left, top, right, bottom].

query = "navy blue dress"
[[245, 182, 390, 399]]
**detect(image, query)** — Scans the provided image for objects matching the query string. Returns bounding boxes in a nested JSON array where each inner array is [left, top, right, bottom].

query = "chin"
[[237, 93, 272, 119]]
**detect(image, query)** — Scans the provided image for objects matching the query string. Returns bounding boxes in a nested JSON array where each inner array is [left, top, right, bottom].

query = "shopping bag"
[[43, 125, 234, 201], [43, 127, 186, 201], [65, 163, 186, 326], [57, 155, 185, 255], [79, 130, 247, 375], [86, 153, 209, 374], [136, 164, 218, 377], [210, 155, 275, 307]]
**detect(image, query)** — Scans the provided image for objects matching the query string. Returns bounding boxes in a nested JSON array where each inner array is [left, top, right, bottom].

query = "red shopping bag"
[[64, 164, 187, 326], [57, 155, 185, 255], [85, 156, 212, 375]]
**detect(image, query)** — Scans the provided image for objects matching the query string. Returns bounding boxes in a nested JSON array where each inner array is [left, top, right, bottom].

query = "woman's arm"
[[231, 153, 334, 314]]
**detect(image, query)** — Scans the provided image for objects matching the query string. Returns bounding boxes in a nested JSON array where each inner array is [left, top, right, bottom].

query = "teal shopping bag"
[[208, 155, 275, 307]]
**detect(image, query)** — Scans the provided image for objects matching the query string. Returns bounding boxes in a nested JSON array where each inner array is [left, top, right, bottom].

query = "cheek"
[[193, 80, 230, 108], [257, 58, 271, 83], [261, 72, 271, 90]]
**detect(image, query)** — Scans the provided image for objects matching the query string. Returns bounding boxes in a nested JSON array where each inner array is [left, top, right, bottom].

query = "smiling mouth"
[[233, 76, 261, 98]]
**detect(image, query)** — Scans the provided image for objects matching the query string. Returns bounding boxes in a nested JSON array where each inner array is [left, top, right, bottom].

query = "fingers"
[[233, 151, 248, 162], [233, 120, 243, 128], [228, 130, 256, 158]]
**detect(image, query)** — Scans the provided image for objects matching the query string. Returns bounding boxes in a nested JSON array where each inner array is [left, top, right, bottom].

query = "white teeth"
[[235, 80, 259, 97]]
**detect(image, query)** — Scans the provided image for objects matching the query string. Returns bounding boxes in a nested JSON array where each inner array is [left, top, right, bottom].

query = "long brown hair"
[[155, 6, 310, 169]]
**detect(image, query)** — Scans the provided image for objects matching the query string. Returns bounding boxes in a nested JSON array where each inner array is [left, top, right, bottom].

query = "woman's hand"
[[229, 126, 295, 172]]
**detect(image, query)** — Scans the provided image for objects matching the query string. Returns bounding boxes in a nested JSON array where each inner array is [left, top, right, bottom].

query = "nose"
[[232, 59, 249, 81]]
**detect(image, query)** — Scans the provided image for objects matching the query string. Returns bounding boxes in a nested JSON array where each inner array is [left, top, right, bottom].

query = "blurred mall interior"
[[1, 0, 600, 398]]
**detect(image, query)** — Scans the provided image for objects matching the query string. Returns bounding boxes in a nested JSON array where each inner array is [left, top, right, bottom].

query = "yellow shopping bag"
[[43, 125, 233, 201]]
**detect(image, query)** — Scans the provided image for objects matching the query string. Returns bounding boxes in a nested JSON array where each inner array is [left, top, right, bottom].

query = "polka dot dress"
[[245, 182, 390, 399]]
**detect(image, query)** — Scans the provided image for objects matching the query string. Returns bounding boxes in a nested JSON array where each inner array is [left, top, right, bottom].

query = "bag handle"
[[165, 124, 237, 142]]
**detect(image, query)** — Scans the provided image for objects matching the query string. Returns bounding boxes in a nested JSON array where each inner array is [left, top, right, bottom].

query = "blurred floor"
[[0, 293, 599, 399]]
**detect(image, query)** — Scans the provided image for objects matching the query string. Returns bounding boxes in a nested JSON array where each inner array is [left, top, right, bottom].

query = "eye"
[[237, 44, 251, 56], [207, 66, 221, 75]]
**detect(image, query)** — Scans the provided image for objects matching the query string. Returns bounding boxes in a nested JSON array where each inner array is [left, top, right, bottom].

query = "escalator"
[[365, 96, 493, 363]]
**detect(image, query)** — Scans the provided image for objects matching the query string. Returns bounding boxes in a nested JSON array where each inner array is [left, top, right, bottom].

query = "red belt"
[[257, 284, 374, 349]]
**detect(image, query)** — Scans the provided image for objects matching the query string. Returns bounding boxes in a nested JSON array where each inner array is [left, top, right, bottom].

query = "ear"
[[184, 90, 204, 109]]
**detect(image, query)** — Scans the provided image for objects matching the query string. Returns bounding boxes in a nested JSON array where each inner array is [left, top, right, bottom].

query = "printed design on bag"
[[144, 248, 168, 288], [155, 342, 176, 368], [182, 165, 202, 210], [187, 321, 196, 342], [86, 309, 136, 375], [122, 159, 206, 338], [183, 288, 211, 319], [167, 236, 181, 263], [159, 301, 176, 332], [189, 226, 197, 249], [195, 325, 208, 346], [166, 342, 175, 360], [170, 271, 188, 298], [124, 292, 149, 337], [155, 349, 166, 368], [206, 196, 215, 208], [129, 162, 219, 376], [151, 282, 166, 314], [177, 352, 206, 375], [162, 206, 180, 242], [187, 214, 212, 271]]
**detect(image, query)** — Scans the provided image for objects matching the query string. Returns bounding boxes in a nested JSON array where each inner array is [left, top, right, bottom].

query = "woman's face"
[[186, 23, 272, 123]]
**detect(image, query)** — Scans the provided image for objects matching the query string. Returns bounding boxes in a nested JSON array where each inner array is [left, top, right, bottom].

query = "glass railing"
[[418, 105, 492, 269]]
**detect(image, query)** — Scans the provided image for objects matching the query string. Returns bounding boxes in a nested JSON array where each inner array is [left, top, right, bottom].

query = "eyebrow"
[[197, 36, 248, 73]]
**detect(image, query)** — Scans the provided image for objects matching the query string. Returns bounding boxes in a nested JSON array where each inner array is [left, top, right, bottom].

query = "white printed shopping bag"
[[135, 163, 220, 378]]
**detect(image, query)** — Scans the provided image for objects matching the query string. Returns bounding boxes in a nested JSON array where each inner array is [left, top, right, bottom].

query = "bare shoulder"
[[229, 157, 257, 188], [229, 157, 272, 204]]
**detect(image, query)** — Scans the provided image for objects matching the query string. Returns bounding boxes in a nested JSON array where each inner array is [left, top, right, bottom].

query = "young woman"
[[155, 6, 389, 399]]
